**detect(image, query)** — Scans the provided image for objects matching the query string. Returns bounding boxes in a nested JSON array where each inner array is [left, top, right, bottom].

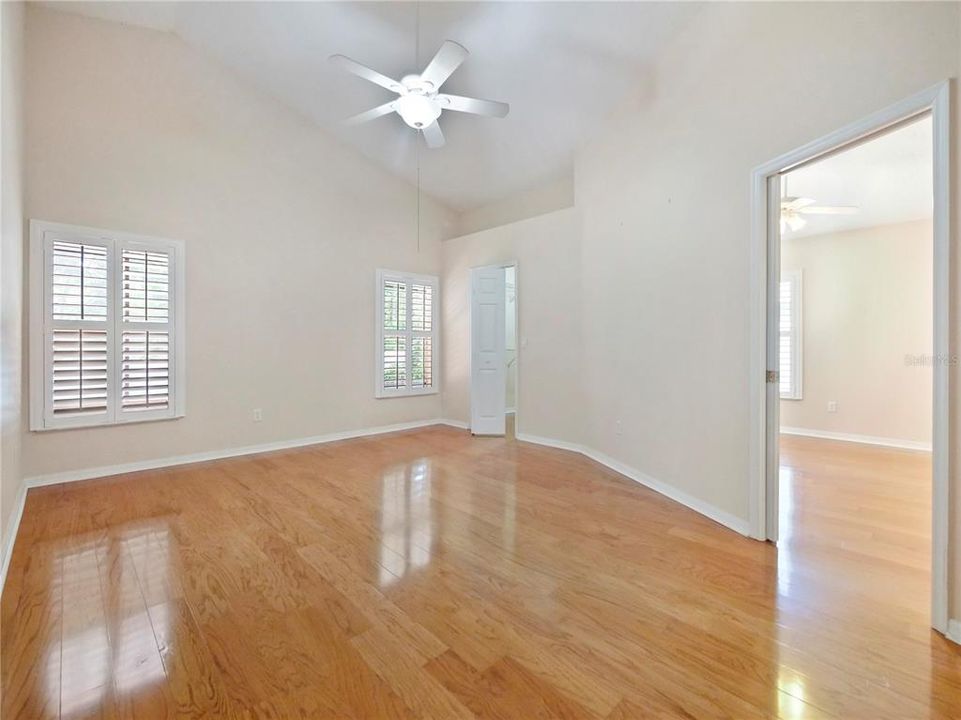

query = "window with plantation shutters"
[[779, 269, 803, 400], [375, 270, 438, 398], [30, 221, 185, 430]]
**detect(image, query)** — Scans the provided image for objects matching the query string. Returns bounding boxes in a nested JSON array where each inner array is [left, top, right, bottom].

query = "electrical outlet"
[[827, 401, 838, 413], [252, 408, 263, 422]]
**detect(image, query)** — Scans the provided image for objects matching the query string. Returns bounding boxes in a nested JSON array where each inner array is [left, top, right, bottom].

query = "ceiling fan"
[[329, 40, 509, 149], [780, 176, 859, 233]]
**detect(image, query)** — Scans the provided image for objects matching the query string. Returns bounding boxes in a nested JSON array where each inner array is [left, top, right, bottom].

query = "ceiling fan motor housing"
[[395, 92, 442, 129], [395, 76, 443, 128]]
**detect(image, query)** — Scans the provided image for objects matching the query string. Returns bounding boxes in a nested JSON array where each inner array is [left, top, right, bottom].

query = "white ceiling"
[[783, 116, 933, 240], [44, 1, 702, 211]]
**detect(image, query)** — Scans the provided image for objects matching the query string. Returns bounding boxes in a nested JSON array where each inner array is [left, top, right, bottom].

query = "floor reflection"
[[51, 522, 172, 718], [774, 436, 937, 718], [776, 464, 795, 596], [379, 459, 433, 586], [777, 670, 809, 720]]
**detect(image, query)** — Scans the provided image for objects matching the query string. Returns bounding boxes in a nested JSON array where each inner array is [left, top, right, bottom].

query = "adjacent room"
[[777, 116, 936, 665], [1, 2, 960, 718]]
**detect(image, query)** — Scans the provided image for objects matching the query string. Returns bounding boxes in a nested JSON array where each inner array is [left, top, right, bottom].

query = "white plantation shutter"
[[410, 283, 433, 389], [46, 238, 113, 425], [383, 335, 407, 390], [51, 241, 108, 321], [122, 249, 170, 323], [120, 246, 172, 414], [376, 270, 439, 397], [411, 336, 432, 389], [779, 269, 802, 400], [51, 328, 109, 417], [31, 221, 185, 430], [121, 330, 170, 411]]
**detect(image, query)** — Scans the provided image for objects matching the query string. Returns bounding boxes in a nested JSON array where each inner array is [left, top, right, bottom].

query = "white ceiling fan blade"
[[420, 40, 468, 90], [798, 205, 859, 215], [329, 54, 403, 93], [781, 196, 816, 211], [422, 120, 446, 149], [438, 94, 509, 118], [343, 102, 396, 126]]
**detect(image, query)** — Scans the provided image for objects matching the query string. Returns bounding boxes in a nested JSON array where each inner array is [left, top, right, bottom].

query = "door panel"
[[470, 266, 506, 435], [766, 174, 781, 541]]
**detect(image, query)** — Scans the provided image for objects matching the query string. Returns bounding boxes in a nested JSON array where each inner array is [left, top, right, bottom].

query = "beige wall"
[[452, 172, 574, 239], [572, 3, 960, 613], [21, 8, 456, 479], [1, 0, 25, 566], [441, 207, 584, 445], [576, 0, 958, 518], [780, 221, 933, 445]]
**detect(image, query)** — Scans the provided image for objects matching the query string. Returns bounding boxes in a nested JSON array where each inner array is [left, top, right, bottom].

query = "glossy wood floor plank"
[[2, 427, 960, 718]]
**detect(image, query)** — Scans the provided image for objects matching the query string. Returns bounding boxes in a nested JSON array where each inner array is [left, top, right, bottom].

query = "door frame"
[[748, 81, 951, 634], [468, 260, 519, 436]]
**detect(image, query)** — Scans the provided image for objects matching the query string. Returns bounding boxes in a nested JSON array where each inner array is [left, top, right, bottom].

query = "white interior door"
[[765, 174, 781, 541], [470, 265, 507, 435]]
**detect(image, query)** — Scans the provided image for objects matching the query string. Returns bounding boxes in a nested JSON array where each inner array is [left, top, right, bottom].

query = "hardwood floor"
[[2, 427, 958, 718]]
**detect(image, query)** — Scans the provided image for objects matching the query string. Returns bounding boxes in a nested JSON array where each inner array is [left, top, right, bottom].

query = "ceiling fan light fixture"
[[395, 93, 442, 129], [331, 40, 508, 147]]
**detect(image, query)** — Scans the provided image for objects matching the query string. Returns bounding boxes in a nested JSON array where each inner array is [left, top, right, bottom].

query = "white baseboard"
[[506, 407, 516, 414], [515, 432, 584, 454], [439, 418, 469, 430], [24, 418, 465, 490], [780, 426, 932, 452], [947, 619, 961, 645], [516, 432, 750, 536], [0, 481, 28, 596]]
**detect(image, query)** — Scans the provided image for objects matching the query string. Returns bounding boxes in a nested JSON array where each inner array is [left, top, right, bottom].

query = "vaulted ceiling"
[[45, 1, 703, 211]]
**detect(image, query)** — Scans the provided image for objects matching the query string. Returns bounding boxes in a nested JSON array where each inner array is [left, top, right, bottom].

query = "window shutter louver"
[[383, 336, 407, 390], [376, 271, 438, 397], [779, 270, 802, 400], [120, 246, 173, 415], [121, 330, 170, 410], [411, 284, 432, 332], [411, 336, 432, 388], [122, 249, 170, 323], [383, 281, 407, 331], [48, 239, 111, 421], [51, 328, 109, 416], [411, 283, 433, 389], [51, 241, 108, 321]]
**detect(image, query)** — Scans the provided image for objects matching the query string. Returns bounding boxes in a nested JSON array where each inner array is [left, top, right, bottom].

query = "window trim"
[[30, 220, 186, 431], [779, 268, 803, 401], [374, 268, 439, 399]]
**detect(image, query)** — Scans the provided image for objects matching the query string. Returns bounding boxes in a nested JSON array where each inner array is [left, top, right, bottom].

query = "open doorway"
[[469, 262, 518, 437], [751, 82, 950, 637], [777, 116, 935, 633]]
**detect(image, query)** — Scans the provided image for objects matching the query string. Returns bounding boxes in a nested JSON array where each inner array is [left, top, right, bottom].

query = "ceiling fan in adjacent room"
[[330, 40, 509, 149], [780, 176, 859, 233]]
